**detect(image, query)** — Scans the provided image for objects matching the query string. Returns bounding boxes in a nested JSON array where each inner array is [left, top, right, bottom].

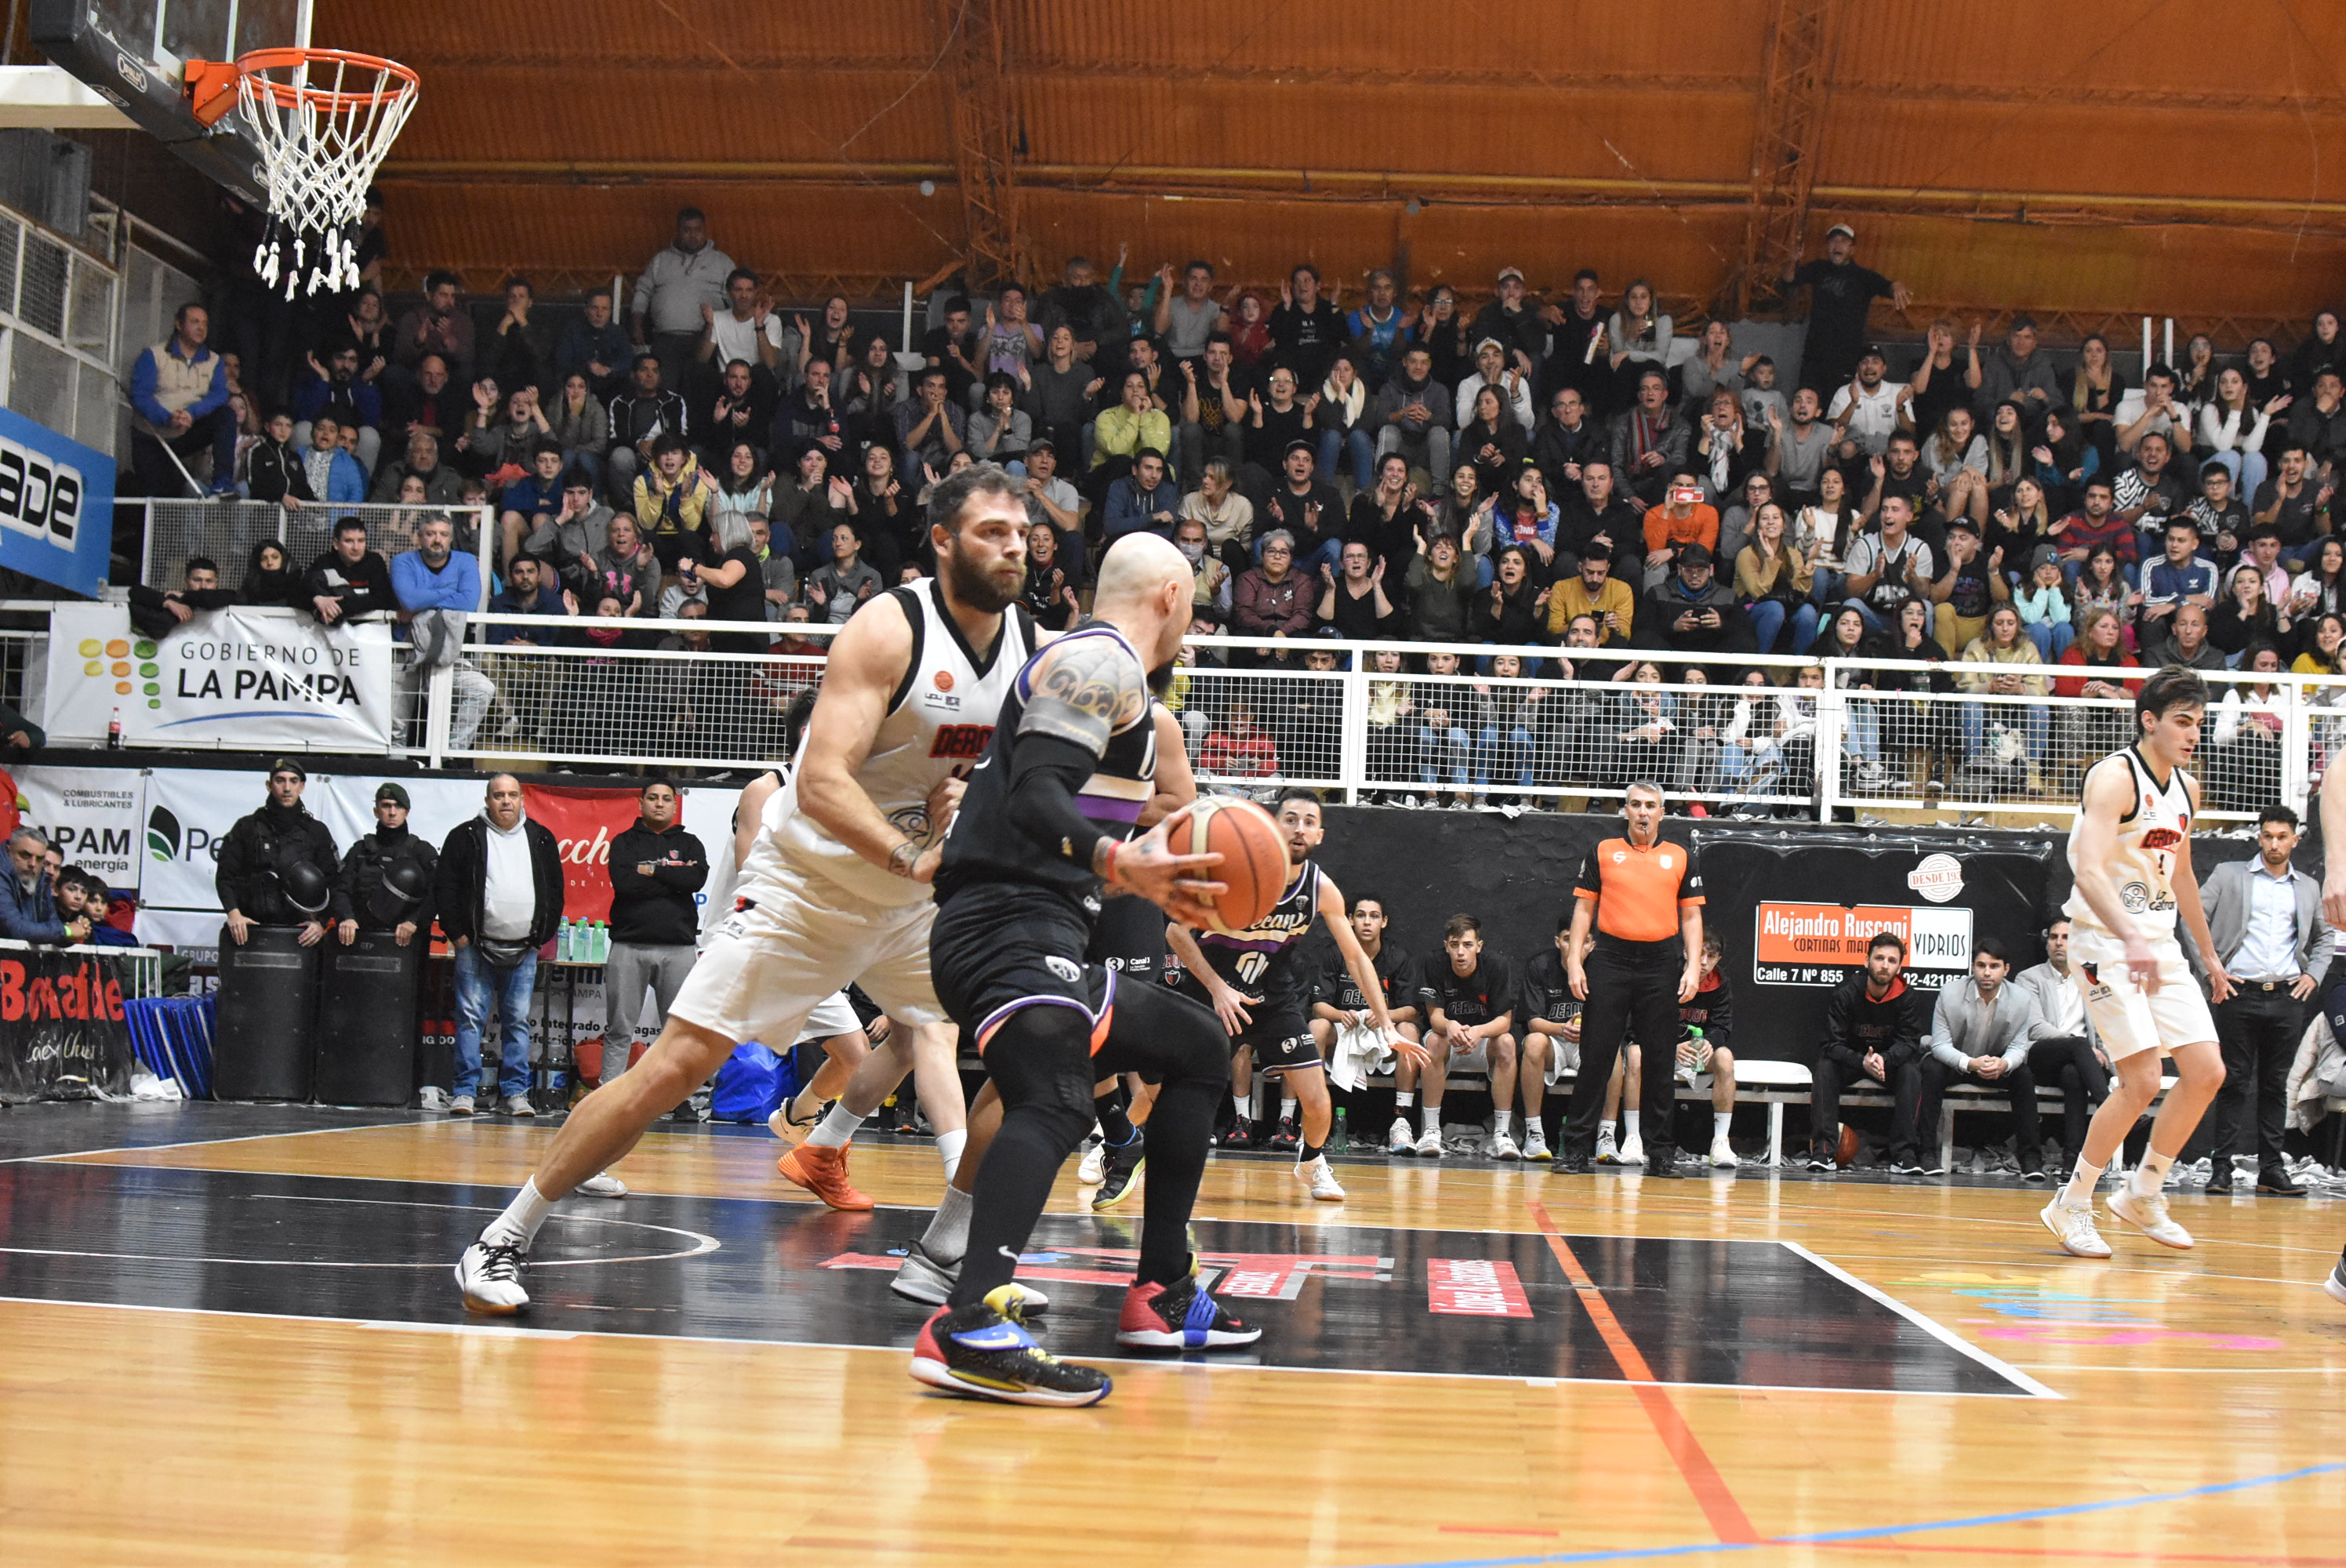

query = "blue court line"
[[1359, 1461, 2346, 1568]]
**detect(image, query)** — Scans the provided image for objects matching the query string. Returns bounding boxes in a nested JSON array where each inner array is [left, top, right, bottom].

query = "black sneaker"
[[1091, 1137, 1146, 1211], [1267, 1116, 1300, 1152], [1804, 1151, 1836, 1171], [1643, 1152, 1687, 1178], [909, 1289, 1109, 1408], [1221, 1113, 1258, 1150], [1116, 1273, 1263, 1350], [1553, 1150, 1591, 1174]]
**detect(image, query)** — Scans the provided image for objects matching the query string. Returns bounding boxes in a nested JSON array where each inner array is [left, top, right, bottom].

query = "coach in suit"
[[2185, 805, 2332, 1196]]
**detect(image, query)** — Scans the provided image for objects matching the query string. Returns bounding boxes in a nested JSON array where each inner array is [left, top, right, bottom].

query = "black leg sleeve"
[[1097, 981, 1229, 1287], [953, 1004, 1098, 1307]]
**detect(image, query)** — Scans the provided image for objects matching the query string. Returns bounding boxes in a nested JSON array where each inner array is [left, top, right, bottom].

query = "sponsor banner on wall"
[[0, 406, 114, 599], [0, 945, 137, 1102], [45, 602, 398, 752], [1752, 901, 1975, 985], [521, 783, 637, 924], [15, 766, 147, 893]]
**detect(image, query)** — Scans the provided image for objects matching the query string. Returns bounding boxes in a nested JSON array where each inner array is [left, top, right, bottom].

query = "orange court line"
[[1528, 1200, 1760, 1546]]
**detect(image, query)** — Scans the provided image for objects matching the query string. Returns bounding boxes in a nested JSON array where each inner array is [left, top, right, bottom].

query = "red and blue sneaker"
[[1116, 1273, 1262, 1350], [909, 1286, 1109, 1408]]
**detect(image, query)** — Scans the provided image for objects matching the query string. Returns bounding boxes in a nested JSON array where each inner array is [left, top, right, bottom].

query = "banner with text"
[[45, 603, 398, 752], [0, 944, 136, 1102], [16, 766, 147, 893], [0, 405, 114, 598]]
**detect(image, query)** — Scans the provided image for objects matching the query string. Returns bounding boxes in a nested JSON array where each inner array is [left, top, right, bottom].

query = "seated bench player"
[[1673, 931, 1740, 1167], [1413, 913, 1520, 1159], [1306, 891, 1423, 1145], [1515, 907, 1584, 1161]]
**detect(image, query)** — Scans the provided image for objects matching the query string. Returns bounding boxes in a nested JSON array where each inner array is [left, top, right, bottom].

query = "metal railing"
[[136, 499, 498, 611]]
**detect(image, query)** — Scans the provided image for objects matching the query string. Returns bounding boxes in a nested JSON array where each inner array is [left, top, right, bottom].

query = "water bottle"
[[555, 919, 572, 963], [593, 921, 610, 963], [1331, 1105, 1349, 1153]]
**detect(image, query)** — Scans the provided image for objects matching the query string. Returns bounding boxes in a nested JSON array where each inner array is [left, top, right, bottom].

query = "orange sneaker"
[[778, 1143, 874, 1210]]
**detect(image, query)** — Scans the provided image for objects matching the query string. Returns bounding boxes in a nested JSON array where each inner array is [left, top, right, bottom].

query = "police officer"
[[217, 758, 340, 946], [332, 782, 438, 948]]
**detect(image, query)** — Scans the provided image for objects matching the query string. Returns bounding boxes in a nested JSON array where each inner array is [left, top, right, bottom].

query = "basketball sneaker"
[[1709, 1137, 1738, 1168], [1523, 1125, 1552, 1161], [1116, 1274, 1263, 1350], [777, 1143, 874, 1210], [889, 1243, 1052, 1312], [1222, 1112, 1258, 1150], [502, 1094, 536, 1117], [910, 1287, 1107, 1407], [2108, 1186, 2194, 1249], [449, 1094, 476, 1116], [454, 1238, 530, 1313], [1594, 1126, 1618, 1163], [1486, 1130, 1521, 1160], [1617, 1134, 1647, 1166], [2325, 1256, 2346, 1308], [1077, 1139, 1106, 1185], [575, 1171, 627, 1197], [766, 1097, 820, 1149], [417, 1087, 449, 1112], [1092, 1140, 1146, 1211], [2039, 1197, 2113, 1258], [1267, 1116, 1300, 1153], [1295, 1153, 1346, 1202], [1413, 1124, 1445, 1157], [1387, 1116, 1415, 1154]]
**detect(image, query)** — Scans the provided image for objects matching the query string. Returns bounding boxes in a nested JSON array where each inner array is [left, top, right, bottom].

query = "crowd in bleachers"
[[118, 199, 2346, 793]]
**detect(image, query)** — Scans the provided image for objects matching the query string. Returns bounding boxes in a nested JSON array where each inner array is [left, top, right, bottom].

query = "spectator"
[[2188, 805, 2330, 1195], [2209, 561, 2289, 658], [242, 539, 299, 606], [2139, 517, 2220, 639], [1471, 652, 1546, 804], [1457, 383, 1528, 502], [1102, 448, 1179, 543], [2250, 443, 2329, 555], [481, 276, 552, 399], [546, 372, 612, 488], [1472, 544, 1548, 645], [677, 514, 769, 652], [1316, 356, 1375, 491], [1197, 698, 1280, 786], [2286, 368, 2346, 476], [1549, 539, 1636, 646], [2053, 605, 2144, 754], [968, 372, 1031, 470], [1342, 267, 1411, 388], [1558, 459, 1644, 564], [1019, 438, 1084, 544], [1843, 492, 1934, 633], [368, 429, 464, 506], [433, 775, 564, 1116], [392, 270, 474, 387], [130, 555, 236, 639], [1782, 224, 1908, 391], [1231, 529, 1313, 658], [1023, 520, 1084, 630], [1640, 543, 1749, 655], [1029, 324, 1101, 460], [1610, 368, 1690, 507], [129, 303, 237, 496], [2295, 538, 2346, 624], [607, 352, 688, 502], [1037, 252, 1125, 368], [706, 439, 772, 542], [1919, 938, 2045, 1178], [745, 517, 797, 618], [494, 440, 568, 565], [0, 830, 89, 945], [1921, 405, 1991, 528], [1956, 604, 2050, 778], [632, 434, 717, 569], [1348, 452, 1422, 586], [1963, 315, 2059, 413], [1928, 516, 2007, 654], [631, 207, 734, 394], [1316, 538, 1394, 638], [292, 341, 384, 473], [216, 760, 338, 947], [243, 408, 311, 504], [2050, 479, 2135, 578], [555, 286, 631, 402], [1181, 455, 1254, 571], [295, 412, 367, 509], [830, 332, 900, 458], [1827, 347, 1906, 463], [303, 517, 396, 624], [2148, 599, 2224, 671], [382, 352, 466, 442], [2210, 647, 2289, 810], [56, 870, 133, 946], [487, 551, 572, 637], [1603, 280, 1676, 403], [2117, 363, 2195, 458], [699, 268, 786, 391], [844, 444, 917, 580], [602, 779, 709, 1087], [512, 467, 612, 591], [2013, 918, 2111, 1170], [804, 521, 881, 623], [1406, 531, 1475, 644], [1809, 930, 1927, 1169], [1266, 263, 1345, 390], [1091, 368, 1172, 491], [1690, 390, 1770, 517], [1240, 365, 1315, 501], [391, 514, 495, 750], [2187, 462, 2250, 562], [772, 355, 848, 466], [1176, 336, 1247, 491], [2113, 431, 2190, 533], [701, 359, 775, 464], [1528, 387, 1602, 505], [1906, 319, 1969, 441], [330, 782, 437, 955], [1151, 260, 1224, 368], [1640, 471, 1720, 588], [1453, 336, 1534, 434], [1734, 501, 1817, 654], [895, 366, 968, 474], [1258, 441, 1343, 577], [579, 513, 659, 619]]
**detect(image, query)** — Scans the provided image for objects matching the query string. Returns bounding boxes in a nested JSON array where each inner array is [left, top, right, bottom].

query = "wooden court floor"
[[0, 1104, 2341, 1567]]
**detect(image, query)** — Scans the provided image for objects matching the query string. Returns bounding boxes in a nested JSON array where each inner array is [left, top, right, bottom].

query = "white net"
[[234, 49, 419, 299]]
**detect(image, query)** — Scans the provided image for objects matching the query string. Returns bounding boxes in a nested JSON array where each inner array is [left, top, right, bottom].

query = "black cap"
[[1284, 438, 1316, 460], [1858, 343, 1886, 361]]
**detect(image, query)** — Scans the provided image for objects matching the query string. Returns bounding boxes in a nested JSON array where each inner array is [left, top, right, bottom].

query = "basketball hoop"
[[214, 48, 419, 299]]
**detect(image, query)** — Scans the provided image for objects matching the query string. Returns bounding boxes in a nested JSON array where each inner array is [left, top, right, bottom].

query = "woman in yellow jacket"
[[1956, 603, 2048, 784], [631, 434, 717, 568]]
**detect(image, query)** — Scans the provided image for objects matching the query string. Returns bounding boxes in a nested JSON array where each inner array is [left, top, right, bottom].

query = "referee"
[[1560, 780, 1705, 1176]]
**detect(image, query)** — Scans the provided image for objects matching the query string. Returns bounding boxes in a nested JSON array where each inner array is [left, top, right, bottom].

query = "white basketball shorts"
[[2068, 927, 2216, 1062]]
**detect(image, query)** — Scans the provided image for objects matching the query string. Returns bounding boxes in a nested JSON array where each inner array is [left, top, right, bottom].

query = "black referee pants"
[[1565, 939, 1685, 1166]]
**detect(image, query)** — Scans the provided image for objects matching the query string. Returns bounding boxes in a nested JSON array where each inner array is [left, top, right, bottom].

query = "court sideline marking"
[[1774, 1239, 2061, 1399], [1527, 1200, 1759, 1546], [5, 1117, 419, 1164]]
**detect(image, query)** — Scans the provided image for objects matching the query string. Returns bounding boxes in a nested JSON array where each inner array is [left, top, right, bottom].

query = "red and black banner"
[[0, 946, 136, 1103]]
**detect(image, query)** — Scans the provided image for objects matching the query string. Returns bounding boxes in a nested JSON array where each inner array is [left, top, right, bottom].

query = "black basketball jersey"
[[1189, 858, 1322, 1011], [1315, 941, 1422, 1018], [932, 623, 1158, 913], [1520, 949, 1582, 1028]]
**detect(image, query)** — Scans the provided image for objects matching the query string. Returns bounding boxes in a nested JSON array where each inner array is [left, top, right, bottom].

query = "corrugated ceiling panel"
[[317, 0, 941, 65]]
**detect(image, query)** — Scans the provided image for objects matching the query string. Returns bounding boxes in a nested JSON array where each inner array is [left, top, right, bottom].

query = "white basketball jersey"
[[754, 579, 1033, 908], [2063, 746, 2193, 941]]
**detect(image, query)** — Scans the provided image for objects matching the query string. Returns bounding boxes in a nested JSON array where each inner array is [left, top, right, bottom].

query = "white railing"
[[136, 499, 499, 611]]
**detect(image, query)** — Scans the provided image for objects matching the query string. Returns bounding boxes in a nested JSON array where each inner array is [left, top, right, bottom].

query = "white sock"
[[2132, 1149, 2175, 1198], [1421, 1103, 1440, 1132], [1233, 1091, 1250, 1119], [1396, 1091, 1416, 1109], [1625, 1110, 1643, 1140], [2061, 1156, 2104, 1208], [1493, 1109, 1513, 1137], [1280, 1096, 1298, 1123], [935, 1127, 968, 1181], [921, 1185, 974, 1264], [807, 1102, 865, 1150], [1713, 1112, 1732, 1139], [483, 1177, 556, 1249], [1600, 1118, 1616, 1141]]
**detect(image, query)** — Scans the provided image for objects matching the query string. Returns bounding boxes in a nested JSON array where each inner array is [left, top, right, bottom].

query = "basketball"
[[1838, 1123, 1861, 1169], [1177, 798, 1289, 935]]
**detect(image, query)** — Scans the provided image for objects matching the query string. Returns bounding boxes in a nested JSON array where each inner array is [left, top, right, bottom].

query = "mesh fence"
[[142, 501, 496, 607], [439, 640, 826, 769], [1175, 662, 1346, 794], [5, 331, 78, 445], [13, 230, 67, 339]]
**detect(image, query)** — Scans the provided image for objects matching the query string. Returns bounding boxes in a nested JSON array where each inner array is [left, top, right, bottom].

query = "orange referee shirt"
[[1574, 835, 1705, 943]]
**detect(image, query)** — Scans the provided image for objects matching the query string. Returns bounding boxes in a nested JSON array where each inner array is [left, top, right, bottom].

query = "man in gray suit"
[[2188, 805, 2333, 1196], [1920, 936, 2043, 1179], [2013, 917, 2111, 1167]]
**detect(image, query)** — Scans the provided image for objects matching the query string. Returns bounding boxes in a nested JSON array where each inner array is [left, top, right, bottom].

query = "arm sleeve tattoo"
[[1017, 633, 1149, 757]]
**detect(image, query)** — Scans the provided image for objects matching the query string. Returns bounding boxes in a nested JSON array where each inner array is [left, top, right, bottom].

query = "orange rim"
[[234, 47, 418, 111]]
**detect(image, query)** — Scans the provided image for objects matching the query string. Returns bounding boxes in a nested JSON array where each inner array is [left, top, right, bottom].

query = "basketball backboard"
[[28, 0, 314, 202]]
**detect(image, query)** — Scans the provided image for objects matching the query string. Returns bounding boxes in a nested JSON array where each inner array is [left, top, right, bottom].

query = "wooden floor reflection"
[[2, 1105, 2342, 1567]]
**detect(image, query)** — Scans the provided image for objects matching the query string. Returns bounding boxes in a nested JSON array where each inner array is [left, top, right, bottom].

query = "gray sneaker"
[[417, 1086, 450, 1112], [501, 1094, 537, 1117], [449, 1094, 476, 1116]]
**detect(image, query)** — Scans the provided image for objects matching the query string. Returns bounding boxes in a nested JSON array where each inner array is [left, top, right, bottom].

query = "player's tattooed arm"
[[1018, 634, 1149, 756]]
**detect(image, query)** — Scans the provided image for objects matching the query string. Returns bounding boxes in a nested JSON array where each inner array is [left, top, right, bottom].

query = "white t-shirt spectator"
[[1827, 381, 1903, 456], [709, 310, 786, 371]]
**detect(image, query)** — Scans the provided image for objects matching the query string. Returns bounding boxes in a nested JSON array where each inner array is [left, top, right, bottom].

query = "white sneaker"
[[1296, 1154, 1346, 1201], [2324, 1259, 2346, 1307], [1594, 1127, 1619, 1164], [2108, 1186, 2193, 1249], [1387, 1116, 1416, 1155], [502, 1094, 536, 1117], [888, 1244, 1054, 1312], [1077, 1141, 1106, 1185], [417, 1086, 449, 1112], [455, 1238, 530, 1313], [575, 1171, 627, 1198], [1414, 1125, 1445, 1158], [1709, 1137, 1739, 1168], [449, 1094, 476, 1116], [1523, 1126, 1552, 1162], [1487, 1131, 1521, 1161], [766, 1098, 819, 1149], [1617, 1134, 1647, 1166], [2040, 1197, 2112, 1258]]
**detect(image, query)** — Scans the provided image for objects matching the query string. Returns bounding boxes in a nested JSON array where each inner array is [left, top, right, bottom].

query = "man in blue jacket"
[[300, 413, 369, 512], [129, 304, 236, 496], [0, 830, 89, 945], [390, 514, 493, 748]]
